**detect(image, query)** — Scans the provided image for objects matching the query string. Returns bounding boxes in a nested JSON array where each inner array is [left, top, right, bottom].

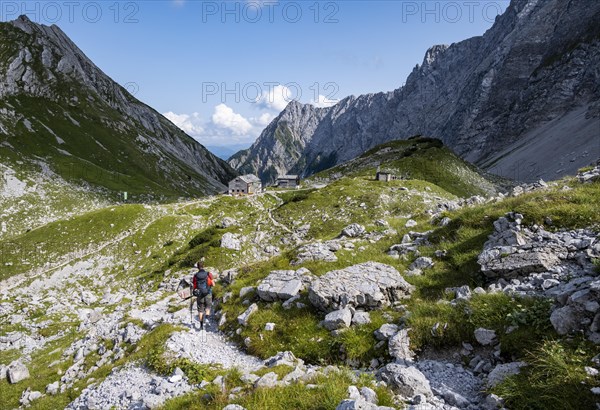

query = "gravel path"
[[66, 364, 192, 410], [167, 318, 263, 373]]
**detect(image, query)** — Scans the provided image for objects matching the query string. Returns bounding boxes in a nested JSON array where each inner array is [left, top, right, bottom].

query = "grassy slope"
[[1, 138, 599, 409], [0, 159, 109, 241], [0, 21, 234, 201], [311, 136, 507, 198]]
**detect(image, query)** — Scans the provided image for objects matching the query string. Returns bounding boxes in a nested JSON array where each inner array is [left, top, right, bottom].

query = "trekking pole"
[[190, 294, 194, 325]]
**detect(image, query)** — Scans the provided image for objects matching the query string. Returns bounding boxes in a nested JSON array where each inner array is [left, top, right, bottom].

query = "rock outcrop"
[[308, 262, 414, 312], [478, 213, 599, 281], [479, 212, 600, 342]]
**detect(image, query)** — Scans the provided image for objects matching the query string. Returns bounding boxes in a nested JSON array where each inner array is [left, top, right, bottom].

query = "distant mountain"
[[206, 144, 251, 161], [0, 16, 236, 200], [230, 0, 600, 184]]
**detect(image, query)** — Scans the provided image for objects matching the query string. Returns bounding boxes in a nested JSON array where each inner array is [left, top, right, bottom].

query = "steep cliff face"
[[230, 0, 600, 183], [0, 16, 236, 198]]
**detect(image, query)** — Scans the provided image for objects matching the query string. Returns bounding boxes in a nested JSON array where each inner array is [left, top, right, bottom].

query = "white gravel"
[[417, 360, 483, 408], [66, 364, 192, 410], [167, 319, 263, 373]]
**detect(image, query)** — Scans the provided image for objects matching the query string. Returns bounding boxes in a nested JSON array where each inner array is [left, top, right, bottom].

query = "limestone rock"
[[223, 405, 247, 410], [351, 311, 372, 326], [8, 362, 29, 384], [342, 223, 366, 238], [237, 304, 258, 326], [487, 362, 527, 388], [480, 251, 560, 279], [550, 306, 581, 335], [474, 328, 497, 346], [388, 328, 414, 361], [264, 351, 301, 368], [309, 262, 414, 312], [323, 308, 352, 330], [293, 242, 338, 265], [257, 269, 313, 302], [378, 363, 433, 398], [374, 323, 399, 341], [255, 372, 278, 388], [220, 217, 238, 228], [221, 233, 241, 251]]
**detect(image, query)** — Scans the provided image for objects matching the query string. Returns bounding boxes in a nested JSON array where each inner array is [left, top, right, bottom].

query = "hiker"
[[192, 261, 214, 330]]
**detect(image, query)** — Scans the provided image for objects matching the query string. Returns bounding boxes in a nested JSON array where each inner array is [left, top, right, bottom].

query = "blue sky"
[[3, 0, 509, 149]]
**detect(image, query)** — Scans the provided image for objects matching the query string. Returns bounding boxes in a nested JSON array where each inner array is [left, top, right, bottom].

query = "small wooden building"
[[276, 175, 301, 189], [228, 174, 262, 195], [376, 171, 397, 182]]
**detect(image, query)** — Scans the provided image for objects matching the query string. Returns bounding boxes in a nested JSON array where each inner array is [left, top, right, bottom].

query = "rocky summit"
[[229, 0, 600, 184], [0, 15, 235, 201]]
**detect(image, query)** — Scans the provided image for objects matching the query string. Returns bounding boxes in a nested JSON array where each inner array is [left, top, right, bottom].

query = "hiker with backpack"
[[192, 261, 214, 330]]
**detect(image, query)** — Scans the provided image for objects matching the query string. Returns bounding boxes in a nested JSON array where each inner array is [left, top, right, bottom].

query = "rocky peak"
[[421, 44, 449, 67], [0, 16, 236, 195], [229, 0, 600, 183]]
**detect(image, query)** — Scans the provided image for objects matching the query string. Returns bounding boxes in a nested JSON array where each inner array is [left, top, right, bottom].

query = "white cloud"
[[172, 0, 186, 7], [211, 104, 253, 135], [310, 94, 339, 108], [251, 112, 274, 127], [163, 104, 276, 147], [256, 84, 294, 111], [163, 111, 204, 136]]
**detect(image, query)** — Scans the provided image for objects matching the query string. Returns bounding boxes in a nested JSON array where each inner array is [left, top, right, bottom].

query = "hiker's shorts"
[[197, 293, 212, 311]]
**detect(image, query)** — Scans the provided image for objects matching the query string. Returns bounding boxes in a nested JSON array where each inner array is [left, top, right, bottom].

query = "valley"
[[1, 136, 599, 409]]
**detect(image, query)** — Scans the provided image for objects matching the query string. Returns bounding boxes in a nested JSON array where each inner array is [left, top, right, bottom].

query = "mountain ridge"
[[0, 15, 236, 199], [229, 0, 600, 184]]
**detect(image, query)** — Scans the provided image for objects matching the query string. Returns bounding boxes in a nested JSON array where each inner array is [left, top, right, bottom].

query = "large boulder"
[[292, 242, 338, 265], [474, 328, 497, 346], [550, 305, 581, 335], [308, 262, 414, 312], [352, 311, 372, 326], [479, 250, 560, 279], [7, 362, 29, 384], [477, 213, 568, 279], [378, 363, 433, 398], [256, 269, 313, 302]]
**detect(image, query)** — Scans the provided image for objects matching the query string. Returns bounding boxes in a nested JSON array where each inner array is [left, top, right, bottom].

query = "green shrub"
[[493, 339, 600, 410]]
